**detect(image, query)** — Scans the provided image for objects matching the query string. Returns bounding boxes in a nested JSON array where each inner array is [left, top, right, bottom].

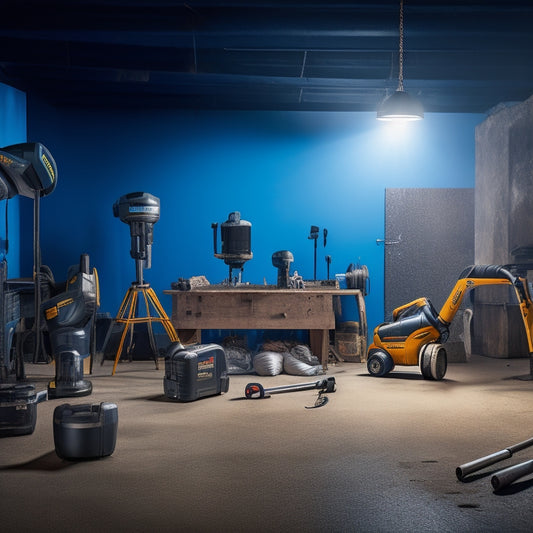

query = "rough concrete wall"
[[509, 100, 533, 255], [473, 94, 533, 357], [475, 94, 533, 264]]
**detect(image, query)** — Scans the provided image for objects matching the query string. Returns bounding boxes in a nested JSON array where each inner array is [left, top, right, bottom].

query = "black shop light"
[[377, 0, 423, 121]]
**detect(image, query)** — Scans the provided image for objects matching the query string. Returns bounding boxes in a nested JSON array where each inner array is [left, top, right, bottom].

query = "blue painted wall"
[[24, 97, 483, 335], [0, 82, 27, 278]]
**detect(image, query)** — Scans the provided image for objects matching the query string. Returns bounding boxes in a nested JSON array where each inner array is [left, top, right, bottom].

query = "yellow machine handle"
[[438, 265, 533, 354]]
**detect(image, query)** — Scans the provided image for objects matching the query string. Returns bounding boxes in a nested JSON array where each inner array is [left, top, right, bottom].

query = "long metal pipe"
[[456, 436, 533, 481], [491, 459, 533, 491]]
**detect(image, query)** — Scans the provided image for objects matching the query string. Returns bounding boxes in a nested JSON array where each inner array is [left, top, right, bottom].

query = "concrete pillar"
[[473, 95, 533, 357]]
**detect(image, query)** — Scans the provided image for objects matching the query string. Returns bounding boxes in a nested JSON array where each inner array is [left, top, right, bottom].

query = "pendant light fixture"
[[377, 0, 423, 121]]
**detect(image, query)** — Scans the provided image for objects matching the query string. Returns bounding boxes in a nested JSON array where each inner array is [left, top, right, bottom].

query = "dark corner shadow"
[[494, 477, 533, 495], [0, 450, 76, 472]]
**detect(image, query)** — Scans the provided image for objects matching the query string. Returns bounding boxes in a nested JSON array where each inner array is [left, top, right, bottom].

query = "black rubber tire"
[[419, 344, 432, 379], [420, 344, 447, 380], [367, 350, 394, 377]]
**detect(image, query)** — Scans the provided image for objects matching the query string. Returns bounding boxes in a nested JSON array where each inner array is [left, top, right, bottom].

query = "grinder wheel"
[[420, 343, 447, 381]]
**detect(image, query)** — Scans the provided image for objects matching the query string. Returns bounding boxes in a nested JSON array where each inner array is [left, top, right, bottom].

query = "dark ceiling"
[[1, 1, 533, 114]]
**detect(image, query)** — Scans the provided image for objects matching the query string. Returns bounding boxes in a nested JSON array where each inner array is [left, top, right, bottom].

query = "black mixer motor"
[[212, 211, 253, 284]]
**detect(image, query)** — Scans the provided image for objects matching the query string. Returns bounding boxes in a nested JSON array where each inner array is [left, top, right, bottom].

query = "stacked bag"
[[253, 341, 323, 377]]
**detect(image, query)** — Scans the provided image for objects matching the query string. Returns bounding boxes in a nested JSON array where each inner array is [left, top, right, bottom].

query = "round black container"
[[220, 211, 251, 259]]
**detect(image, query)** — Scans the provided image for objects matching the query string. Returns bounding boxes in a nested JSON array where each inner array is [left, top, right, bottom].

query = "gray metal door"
[[384, 188, 474, 361]]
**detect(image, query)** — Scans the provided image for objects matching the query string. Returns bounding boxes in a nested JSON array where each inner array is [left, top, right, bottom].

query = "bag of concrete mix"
[[283, 352, 323, 376], [253, 351, 284, 376]]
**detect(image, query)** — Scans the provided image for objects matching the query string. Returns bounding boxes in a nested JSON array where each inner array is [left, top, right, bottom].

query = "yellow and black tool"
[[367, 265, 533, 380], [42, 253, 99, 398]]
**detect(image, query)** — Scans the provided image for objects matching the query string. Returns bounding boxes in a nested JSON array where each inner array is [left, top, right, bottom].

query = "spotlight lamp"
[[377, 0, 424, 121]]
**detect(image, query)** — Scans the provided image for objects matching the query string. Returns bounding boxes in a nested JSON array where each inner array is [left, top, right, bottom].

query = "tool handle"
[[491, 459, 533, 491]]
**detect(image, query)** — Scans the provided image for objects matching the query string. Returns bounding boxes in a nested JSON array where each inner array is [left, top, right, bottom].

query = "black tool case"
[[53, 402, 118, 460], [0, 384, 47, 437], [164, 343, 229, 402]]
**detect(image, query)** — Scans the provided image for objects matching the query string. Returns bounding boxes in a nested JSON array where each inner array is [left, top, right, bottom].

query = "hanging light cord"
[[398, 0, 404, 91], [377, 0, 423, 120]]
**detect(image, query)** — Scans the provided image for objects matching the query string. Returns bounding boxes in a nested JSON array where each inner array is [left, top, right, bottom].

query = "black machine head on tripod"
[[113, 192, 160, 275], [113, 191, 160, 226]]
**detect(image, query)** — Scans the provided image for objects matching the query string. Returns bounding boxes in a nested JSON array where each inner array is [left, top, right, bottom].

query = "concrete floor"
[[2, 354, 533, 532]]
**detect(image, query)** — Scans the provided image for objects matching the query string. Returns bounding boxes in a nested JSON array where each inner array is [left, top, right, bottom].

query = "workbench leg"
[[356, 291, 368, 361], [177, 329, 202, 345], [309, 329, 329, 370]]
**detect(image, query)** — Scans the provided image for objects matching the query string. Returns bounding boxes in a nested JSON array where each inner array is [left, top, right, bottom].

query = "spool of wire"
[[345, 264, 370, 296]]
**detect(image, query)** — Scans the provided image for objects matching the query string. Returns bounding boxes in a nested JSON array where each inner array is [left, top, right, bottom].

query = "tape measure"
[[244, 383, 268, 399]]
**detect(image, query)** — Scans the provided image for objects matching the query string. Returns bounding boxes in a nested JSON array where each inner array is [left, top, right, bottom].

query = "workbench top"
[[164, 286, 362, 294]]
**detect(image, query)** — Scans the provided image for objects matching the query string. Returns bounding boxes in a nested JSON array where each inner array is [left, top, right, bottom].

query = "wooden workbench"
[[163, 286, 366, 369]]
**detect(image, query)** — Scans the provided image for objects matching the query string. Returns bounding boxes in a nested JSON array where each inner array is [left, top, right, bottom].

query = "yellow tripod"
[[111, 282, 178, 375]]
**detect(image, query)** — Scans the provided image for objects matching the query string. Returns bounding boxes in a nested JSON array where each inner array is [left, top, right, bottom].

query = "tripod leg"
[[112, 288, 137, 375], [140, 288, 159, 370], [125, 321, 136, 363], [104, 285, 134, 366], [147, 320, 159, 370], [162, 320, 179, 343], [111, 286, 180, 375], [113, 322, 131, 376], [100, 319, 114, 366], [147, 287, 179, 342]]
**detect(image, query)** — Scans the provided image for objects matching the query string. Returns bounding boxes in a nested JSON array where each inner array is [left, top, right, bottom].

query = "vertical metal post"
[[313, 237, 317, 280], [33, 191, 42, 363]]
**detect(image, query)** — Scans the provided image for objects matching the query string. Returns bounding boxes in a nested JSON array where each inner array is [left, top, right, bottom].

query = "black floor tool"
[[244, 377, 336, 407]]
